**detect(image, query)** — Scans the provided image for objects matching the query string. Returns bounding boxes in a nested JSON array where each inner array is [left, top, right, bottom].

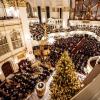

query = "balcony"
[[71, 73, 100, 100], [69, 20, 100, 26], [47, 18, 63, 29], [0, 18, 21, 27], [28, 17, 39, 25]]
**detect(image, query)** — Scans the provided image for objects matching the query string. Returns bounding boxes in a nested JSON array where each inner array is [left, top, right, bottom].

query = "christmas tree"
[[50, 51, 81, 100]]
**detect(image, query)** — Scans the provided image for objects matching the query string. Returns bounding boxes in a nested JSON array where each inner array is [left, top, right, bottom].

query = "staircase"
[[71, 64, 100, 100]]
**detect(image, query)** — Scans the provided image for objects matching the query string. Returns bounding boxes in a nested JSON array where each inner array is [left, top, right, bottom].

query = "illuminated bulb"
[[48, 37, 55, 44], [14, 59, 18, 64]]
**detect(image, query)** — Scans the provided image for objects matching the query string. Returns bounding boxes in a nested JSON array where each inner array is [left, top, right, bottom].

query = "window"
[[0, 0, 6, 19], [0, 0, 19, 20], [0, 33, 10, 56], [26, 2, 33, 18], [11, 29, 23, 49]]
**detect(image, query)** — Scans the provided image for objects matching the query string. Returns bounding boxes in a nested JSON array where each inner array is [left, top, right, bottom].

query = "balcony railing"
[[0, 18, 21, 27], [47, 18, 63, 29], [28, 17, 39, 26], [69, 20, 100, 26]]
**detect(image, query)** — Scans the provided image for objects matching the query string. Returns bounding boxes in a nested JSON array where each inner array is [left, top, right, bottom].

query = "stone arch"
[[26, 2, 33, 18]]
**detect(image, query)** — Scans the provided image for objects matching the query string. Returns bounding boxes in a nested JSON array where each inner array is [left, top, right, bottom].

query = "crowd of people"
[[0, 59, 53, 100], [29, 23, 65, 41], [29, 23, 54, 41], [33, 34, 100, 74], [51, 34, 100, 74], [48, 34, 84, 67], [30, 23, 100, 41], [30, 23, 45, 41]]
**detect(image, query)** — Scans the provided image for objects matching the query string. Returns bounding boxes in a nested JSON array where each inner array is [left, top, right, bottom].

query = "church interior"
[[0, 0, 100, 100]]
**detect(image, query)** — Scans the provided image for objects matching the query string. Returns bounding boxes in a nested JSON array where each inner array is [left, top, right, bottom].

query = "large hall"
[[0, 0, 100, 100]]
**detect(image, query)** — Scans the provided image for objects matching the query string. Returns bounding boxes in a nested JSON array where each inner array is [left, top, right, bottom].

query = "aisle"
[[26, 71, 55, 100]]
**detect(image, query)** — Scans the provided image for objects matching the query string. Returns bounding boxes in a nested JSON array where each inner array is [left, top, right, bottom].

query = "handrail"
[[71, 73, 100, 100], [0, 18, 21, 27]]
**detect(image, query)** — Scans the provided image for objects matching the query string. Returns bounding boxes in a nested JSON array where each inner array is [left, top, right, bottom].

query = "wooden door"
[[2, 62, 13, 77]]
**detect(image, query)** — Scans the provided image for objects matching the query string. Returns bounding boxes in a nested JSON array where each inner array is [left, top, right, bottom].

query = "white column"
[[50, 0, 59, 18], [62, 0, 70, 29], [12, 56, 19, 72], [51, 9, 58, 18], [33, 0, 38, 17], [63, 11, 69, 29], [18, 7, 35, 61], [41, 0, 46, 23], [6, 31, 13, 51], [0, 2, 6, 17]]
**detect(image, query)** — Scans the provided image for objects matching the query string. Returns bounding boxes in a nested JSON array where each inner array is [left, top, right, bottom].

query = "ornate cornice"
[[17, 0, 26, 7], [5, 0, 26, 7]]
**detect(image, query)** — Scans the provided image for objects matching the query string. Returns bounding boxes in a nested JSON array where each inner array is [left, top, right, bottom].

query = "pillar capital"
[[4, 0, 26, 7], [17, 0, 26, 7]]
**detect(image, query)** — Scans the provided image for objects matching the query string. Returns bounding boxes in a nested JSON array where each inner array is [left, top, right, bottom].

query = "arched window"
[[0, 0, 6, 19], [10, 29, 23, 49], [2, 61, 13, 77], [0, 32, 10, 56], [26, 2, 33, 18]]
